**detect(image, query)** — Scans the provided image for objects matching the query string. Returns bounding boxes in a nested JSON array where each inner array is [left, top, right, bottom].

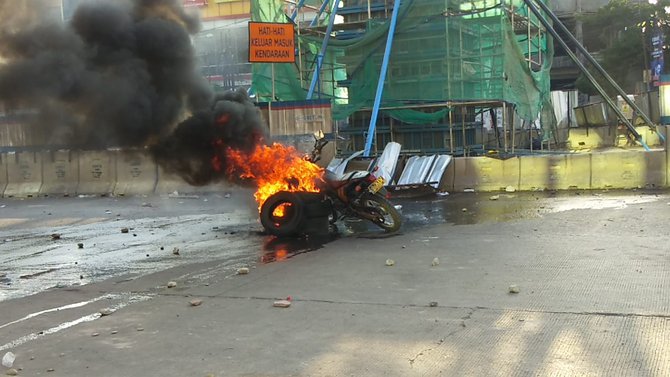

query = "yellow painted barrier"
[[438, 158, 456, 192], [4, 151, 42, 197], [40, 150, 79, 196], [591, 150, 666, 189], [518, 153, 591, 191], [453, 156, 519, 192], [77, 150, 116, 195], [113, 150, 157, 196]]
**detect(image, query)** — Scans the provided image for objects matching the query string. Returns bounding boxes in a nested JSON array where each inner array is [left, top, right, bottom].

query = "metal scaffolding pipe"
[[363, 0, 402, 157], [522, 0, 650, 151], [306, 0, 339, 99], [530, 0, 664, 142]]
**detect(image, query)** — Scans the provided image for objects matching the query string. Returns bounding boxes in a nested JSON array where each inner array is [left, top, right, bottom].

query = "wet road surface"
[[1, 189, 667, 302], [2, 188, 670, 375]]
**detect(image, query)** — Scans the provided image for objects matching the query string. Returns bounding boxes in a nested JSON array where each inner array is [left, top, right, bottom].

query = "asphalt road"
[[1, 189, 669, 376]]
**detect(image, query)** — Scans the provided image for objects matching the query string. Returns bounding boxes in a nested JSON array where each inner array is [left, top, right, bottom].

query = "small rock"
[[172, 247, 180, 255], [110, 330, 118, 335], [385, 259, 395, 266], [120, 228, 129, 234], [47, 368, 55, 372], [236, 267, 249, 275], [136, 327, 144, 332], [51, 233, 61, 240], [91, 332, 100, 337], [77, 243, 84, 249], [141, 202, 152, 207], [6, 368, 18, 376], [2, 351, 15, 368], [431, 257, 440, 266], [461, 208, 467, 212], [429, 301, 438, 307], [505, 186, 516, 193], [401, 245, 406, 249], [99, 308, 113, 316], [489, 195, 500, 200], [190, 299, 203, 307], [273, 300, 291, 308], [167, 281, 177, 288], [508, 284, 520, 294]]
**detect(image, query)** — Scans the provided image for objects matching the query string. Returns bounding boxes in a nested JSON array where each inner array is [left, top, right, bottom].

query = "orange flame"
[[273, 202, 291, 218], [226, 143, 324, 211]]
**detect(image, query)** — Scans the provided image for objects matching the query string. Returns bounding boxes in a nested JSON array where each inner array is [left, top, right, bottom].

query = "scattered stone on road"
[[490, 195, 500, 200], [99, 308, 113, 316], [190, 299, 203, 307], [2, 352, 15, 368], [273, 300, 291, 308], [385, 259, 395, 266], [431, 257, 440, 266], [429, 302, 438, 307], [506, 186, 516, 192], [77, 243, 84, 249], [172, 247, 180, 255], [236, 267, 249, 275], [508, 284, 520, 294], [167, 281, 177, 288], [91, 333, 100, 337], [120, 228, 129, 233], [51, 233, 61, 240], [47, 368, 55, 372], [6, 368, 18, 376]]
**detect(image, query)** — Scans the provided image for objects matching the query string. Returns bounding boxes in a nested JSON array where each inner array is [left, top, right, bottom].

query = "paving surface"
[[1, 189, 669, 376]]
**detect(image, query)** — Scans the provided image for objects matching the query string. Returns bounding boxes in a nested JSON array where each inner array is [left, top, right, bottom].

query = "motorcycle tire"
[[260, 191, 305, 237], [361, 193, 402, 233]]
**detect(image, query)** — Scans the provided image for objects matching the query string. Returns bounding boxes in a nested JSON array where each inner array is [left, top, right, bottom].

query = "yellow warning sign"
[[248, 22, 295, 63]]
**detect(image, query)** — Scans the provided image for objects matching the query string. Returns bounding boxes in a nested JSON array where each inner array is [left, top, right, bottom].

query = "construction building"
[[249, 0, 553, 157]]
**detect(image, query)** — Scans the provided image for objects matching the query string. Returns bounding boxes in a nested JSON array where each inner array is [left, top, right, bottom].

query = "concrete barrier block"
[[40, 150, 79, 196], [4, 151, 42, 197], [453, 156, 520, 192], [155, 166, 229, 195], [113, 150, 157, 196], [438, 158, 456, 192], [0, 153, 7, 196], [77, 150, 116, 195], [591, 150, 666, 189], [518, 153, 591, 191]]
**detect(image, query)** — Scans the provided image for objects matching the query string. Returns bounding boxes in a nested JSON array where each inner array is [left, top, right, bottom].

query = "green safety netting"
[[251, 0, 553, 132]]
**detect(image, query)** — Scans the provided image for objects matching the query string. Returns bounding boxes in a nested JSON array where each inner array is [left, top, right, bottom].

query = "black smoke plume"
[[0, 0, 267, 186]]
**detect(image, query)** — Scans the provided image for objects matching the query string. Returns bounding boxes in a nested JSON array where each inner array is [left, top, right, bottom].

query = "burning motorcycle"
[[259, 133, 402, 237]]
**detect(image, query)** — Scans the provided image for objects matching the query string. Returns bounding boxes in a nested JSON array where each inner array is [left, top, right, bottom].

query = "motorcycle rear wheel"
[[360, 193, 402, 233]]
